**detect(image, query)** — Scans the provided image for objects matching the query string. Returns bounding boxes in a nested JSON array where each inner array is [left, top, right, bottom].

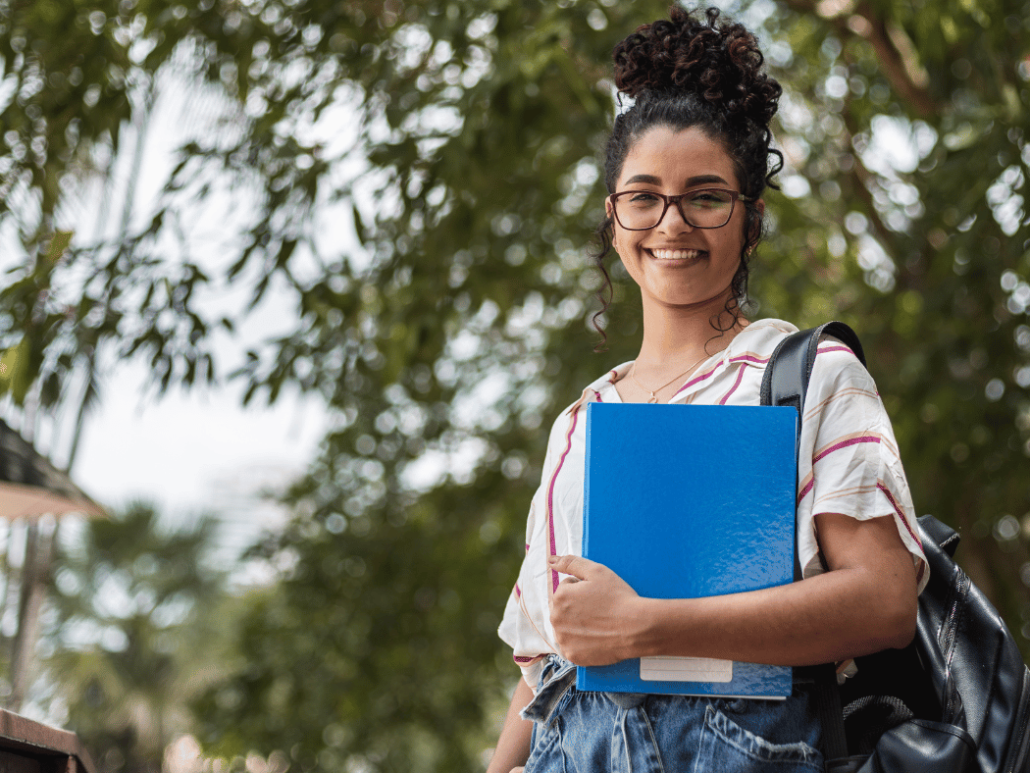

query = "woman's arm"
[[548, 512, 918, 667], [486, 676, 535, 773]]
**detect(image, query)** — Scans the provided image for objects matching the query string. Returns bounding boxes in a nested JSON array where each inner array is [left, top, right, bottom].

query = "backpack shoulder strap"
[[760, 321, 866, 412], [759, 320, 866, 581]]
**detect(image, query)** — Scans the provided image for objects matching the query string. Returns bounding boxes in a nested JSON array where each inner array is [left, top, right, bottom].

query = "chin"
[[649, 284, 736, 312]]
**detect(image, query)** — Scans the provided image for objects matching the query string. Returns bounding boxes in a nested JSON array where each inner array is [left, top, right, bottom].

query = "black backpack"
[[762, 321, 1030, 773]]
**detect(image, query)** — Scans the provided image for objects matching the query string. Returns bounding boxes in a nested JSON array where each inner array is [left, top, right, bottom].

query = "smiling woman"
[[487, 6, 928, 773]]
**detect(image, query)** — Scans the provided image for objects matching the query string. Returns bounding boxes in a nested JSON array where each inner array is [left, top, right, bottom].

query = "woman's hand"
[[547, 555, 642, 666]]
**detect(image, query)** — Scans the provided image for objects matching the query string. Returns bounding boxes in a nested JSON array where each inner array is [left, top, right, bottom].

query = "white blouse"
[[497, 318, 929, 690]]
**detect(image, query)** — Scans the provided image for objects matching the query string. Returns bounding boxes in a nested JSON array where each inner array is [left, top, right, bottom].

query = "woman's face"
[[607, 125, 758, 312]]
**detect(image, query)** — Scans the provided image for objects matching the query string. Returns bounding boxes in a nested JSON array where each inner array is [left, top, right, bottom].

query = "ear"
[[605, 198, 618, 248]]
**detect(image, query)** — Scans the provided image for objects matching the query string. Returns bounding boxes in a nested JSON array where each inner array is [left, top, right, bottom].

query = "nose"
[[657, 198, 694, 232]]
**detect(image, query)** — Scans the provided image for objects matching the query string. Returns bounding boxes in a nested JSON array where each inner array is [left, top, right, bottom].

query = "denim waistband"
[[520, 655, 655, 727], [519, 654, 825, 727], [520, 655, 578, 726]]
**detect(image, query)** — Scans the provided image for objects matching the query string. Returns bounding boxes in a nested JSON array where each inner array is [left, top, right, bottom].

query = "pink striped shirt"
[[498, 319, 929, 689]]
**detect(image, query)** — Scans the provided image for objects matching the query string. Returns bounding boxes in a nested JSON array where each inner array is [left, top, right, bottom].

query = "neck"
[[634, 289, 744, 373]]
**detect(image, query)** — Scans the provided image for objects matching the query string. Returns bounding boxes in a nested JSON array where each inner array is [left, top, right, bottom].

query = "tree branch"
[[781, 0, 940, 118]]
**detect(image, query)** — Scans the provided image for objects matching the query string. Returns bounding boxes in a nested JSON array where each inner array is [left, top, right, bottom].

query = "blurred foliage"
[[44, 503, 230, 773], [2, 0, 1030, 771]]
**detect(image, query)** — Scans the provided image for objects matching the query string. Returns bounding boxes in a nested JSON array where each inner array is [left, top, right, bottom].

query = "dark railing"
[[0, 709, 96, 773]]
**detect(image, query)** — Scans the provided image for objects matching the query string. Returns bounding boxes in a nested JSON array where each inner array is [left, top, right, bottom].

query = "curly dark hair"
[[591, 6, 783, 348]]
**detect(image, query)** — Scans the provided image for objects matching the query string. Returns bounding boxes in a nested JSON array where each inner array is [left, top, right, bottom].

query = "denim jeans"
[[521, 655, 823, 773]]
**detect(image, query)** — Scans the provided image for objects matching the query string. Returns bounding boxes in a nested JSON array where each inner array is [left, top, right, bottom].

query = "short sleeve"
[[794, 339, 929, 594], [497, 409, 572, 690]]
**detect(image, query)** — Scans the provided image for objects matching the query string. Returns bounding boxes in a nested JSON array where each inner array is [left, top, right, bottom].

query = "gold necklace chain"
[[628, 352, 711, 404]]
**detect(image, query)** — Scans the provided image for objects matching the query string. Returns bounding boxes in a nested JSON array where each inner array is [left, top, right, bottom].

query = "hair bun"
[[612, 7, 780, 129]]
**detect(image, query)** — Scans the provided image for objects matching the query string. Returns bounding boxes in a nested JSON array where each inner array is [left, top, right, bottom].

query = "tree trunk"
[[7, 518, 54, 712]]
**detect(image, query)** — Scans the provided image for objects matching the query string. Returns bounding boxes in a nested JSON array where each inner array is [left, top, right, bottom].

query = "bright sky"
[[72, 362, 325, 521]]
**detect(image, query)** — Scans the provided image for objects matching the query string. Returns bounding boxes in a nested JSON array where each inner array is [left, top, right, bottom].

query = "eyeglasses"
[[609, 188, 753, 231]]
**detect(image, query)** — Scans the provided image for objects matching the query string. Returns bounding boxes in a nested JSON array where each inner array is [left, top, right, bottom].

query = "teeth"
[[650, 249, 704, 261]]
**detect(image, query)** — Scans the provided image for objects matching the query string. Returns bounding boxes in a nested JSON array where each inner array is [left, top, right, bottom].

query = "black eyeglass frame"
[[608, 188, 755, 231]]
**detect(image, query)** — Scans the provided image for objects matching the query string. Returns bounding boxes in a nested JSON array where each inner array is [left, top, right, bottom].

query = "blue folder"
[[578, 402, 797, 699]]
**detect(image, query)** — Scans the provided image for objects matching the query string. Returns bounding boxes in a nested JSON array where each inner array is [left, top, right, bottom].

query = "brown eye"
[[686, 190, 733, 209], [627, 193, 661, 208]]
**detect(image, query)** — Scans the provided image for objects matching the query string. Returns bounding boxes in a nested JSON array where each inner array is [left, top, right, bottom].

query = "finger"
[[553, 575, 581, 598], [549, 574, 580, 613], [548, 554, 600, 580]]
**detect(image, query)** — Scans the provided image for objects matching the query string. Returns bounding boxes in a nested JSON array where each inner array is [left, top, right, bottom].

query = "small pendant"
[[647, 394, 658, 404]]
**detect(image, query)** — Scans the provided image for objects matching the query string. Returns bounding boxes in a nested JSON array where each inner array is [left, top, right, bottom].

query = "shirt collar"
[[564, 362, 633, 414], [667, 318, 799, 402], [563, 319, 798, 413]]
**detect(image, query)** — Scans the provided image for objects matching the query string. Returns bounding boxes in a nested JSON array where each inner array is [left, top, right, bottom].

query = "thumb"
[[548, 554, 599, 580]]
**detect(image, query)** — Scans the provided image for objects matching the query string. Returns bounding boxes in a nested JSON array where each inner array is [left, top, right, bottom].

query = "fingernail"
[[547, 555, 558, 565]]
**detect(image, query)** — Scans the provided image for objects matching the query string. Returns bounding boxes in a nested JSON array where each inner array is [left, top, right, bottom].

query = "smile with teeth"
[[648, 248, 707, 261]]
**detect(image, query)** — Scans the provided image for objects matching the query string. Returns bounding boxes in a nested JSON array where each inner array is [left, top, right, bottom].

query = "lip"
[[646, 248, 709, 261]]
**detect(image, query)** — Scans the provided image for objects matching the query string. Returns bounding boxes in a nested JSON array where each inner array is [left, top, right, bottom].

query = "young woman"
[[489, 7, 928, 772]]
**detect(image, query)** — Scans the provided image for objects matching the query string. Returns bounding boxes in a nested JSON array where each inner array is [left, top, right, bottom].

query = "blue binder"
[[578, 402, 797, 699]]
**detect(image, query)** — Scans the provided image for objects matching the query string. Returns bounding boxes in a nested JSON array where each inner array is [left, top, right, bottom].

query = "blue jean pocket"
[[693, 705, 824, 773]]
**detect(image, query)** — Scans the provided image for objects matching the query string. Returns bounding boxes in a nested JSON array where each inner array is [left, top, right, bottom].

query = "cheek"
[[612, 232, 635, 264]]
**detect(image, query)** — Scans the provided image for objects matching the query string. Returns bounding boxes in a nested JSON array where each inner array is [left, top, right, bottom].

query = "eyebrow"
[[623, 173, 729, 187]]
